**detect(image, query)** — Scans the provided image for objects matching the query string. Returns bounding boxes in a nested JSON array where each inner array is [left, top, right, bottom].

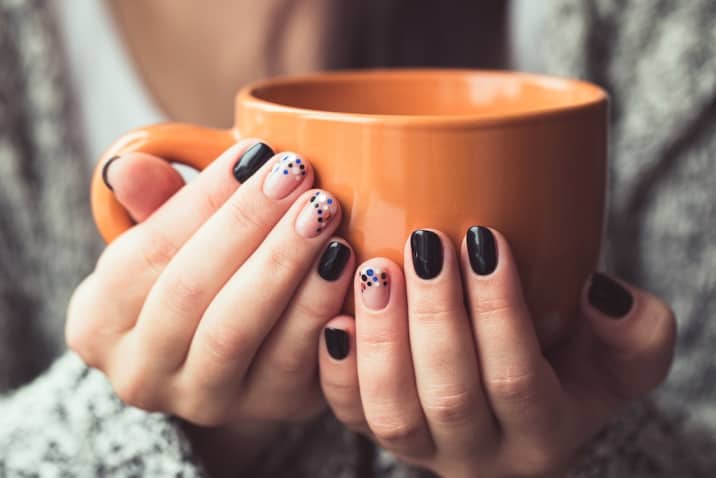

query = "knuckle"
[[472, 293, 522, 319], [140, 227, 179, 274], [265, 246, 302, 279], [200, 324, 246, 364], [369, 416, 424, 448], [176, 395, 232, 426], [204, 185, 231, 215], [359, 329, 402, 352], [485, 368, 541, 403], [156, 274, 206, 317], [292, 293, 336, 320], [113, 367, 162, 411], [422, 388, 475, 425], [270, 350, 311, 377], [514, 444, 561, 475], [66, 322, 99, 368], [66, 275, 122, 366], [334, 412, 368, 432], [409, 300, 462, 324], [225, 195, 269, 232], [65, 279, 97, 353], [321, 376, 359, 399]]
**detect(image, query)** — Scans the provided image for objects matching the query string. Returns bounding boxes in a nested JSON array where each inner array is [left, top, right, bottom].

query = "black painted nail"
[[587, 272, 634, 319], [318, 241, 351, 281], [466, 226, 497, 275], [325, 328, 350, 360], [410, 230, 443, 280], [232, 142, 274, 183], [101, 155, 120, 191]]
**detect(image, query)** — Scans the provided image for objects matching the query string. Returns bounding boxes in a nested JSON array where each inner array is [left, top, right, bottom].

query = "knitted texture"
[[1, 0, 715, 476]]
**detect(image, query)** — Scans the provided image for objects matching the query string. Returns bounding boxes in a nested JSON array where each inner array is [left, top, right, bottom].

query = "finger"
[[104, 153, 185, 222], [129, 151, 314, 377], [565, 273, 676, 430], [319, 316, 369, 433], [73, 141, 265, 371], [405, 230, 497, 458], [181, 189, 342, 411], [355, 259, 433, 457], [93, 139, 265, 333], [242, 239, 355, 418], [462, 227, 565, 445], [99, 139, 267, 275]]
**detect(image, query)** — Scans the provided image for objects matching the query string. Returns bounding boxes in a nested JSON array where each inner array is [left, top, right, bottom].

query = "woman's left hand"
[[319, 227, 675, 478]]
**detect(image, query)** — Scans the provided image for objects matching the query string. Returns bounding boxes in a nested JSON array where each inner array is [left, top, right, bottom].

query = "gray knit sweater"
[[1, 0, 715, 476]]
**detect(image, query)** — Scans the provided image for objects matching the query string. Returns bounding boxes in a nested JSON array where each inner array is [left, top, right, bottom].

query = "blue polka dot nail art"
[[263, 152, 309, 200], [296, 190, 338, 238], [271, 153, 306, 181], [358, 266, 388, 292]]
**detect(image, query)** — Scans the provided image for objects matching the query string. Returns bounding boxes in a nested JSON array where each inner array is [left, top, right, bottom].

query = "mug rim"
[[236, 68, 608, 128]]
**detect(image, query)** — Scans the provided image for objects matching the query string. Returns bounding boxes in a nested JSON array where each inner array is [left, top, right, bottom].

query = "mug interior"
[[247, 70, 606, 119]]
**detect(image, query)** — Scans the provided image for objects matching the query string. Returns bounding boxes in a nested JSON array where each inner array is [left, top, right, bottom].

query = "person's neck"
[[108, 0, 329, 128]]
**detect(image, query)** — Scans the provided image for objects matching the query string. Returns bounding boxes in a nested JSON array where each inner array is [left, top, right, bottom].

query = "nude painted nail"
[[295, 191, 338, 238], [359, 266, 390, 310], [263, 152, 308, 199]]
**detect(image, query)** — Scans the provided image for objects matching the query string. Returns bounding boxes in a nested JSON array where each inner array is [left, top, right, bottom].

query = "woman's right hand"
[[66, 140, 354, 470]]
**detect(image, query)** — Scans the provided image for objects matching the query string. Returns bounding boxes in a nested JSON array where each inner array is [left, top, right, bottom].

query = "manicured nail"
[[410, 230, 443, 279], [318, 241, 351, 281], [296, 191, 338, 238], [101, 155, 120, 191], [233, 142, 274, 183], [263, 152, 309, 199], [325, 328, 350, 360], [587, 272, 634, 319], [466, 226, 497, 275], [359, 265, 390, 310]]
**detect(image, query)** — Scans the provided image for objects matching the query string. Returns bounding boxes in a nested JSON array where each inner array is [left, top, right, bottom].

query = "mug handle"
[[90, 123, 236, 243]]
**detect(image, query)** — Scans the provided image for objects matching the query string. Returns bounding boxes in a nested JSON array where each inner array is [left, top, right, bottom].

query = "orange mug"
[[91, 69, 607, 348]]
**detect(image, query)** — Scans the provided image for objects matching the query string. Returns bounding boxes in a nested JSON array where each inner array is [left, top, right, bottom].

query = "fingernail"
[[233, 142, 274, 183], [410, 230, 443, 279], [587, 272, 634, 319], [263, 152, 309, 199], [359, 265, 390, 310], [101, 155, 120, 191], [325, 328, 350, 360], [466, 226, 497, 275], [318, 241, 351, 281], [295, 191, 338, 238]]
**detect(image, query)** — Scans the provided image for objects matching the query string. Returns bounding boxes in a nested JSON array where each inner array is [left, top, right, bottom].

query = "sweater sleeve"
[[0, 352, 206, 477], [568, 399, 716, 477]]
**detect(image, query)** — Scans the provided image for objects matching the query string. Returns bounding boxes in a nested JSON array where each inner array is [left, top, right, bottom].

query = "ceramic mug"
[[91, 69, 608, 347]]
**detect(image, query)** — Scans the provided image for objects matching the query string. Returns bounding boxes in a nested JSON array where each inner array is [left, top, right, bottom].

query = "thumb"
[[102, 153, 186, 222], [581, 272, 676, 402]]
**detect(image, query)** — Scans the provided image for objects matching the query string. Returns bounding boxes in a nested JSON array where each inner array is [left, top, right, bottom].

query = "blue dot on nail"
[[366, 269, 374, 276], [296, 159, 301, 164], [327, 198, 333, 204], [283, 170, 288, 175], [373, 277, 378, 282]]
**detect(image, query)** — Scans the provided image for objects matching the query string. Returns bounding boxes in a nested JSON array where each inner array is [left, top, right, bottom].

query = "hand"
[[67, 141, 355, 472], [319, 227, 675, 477]]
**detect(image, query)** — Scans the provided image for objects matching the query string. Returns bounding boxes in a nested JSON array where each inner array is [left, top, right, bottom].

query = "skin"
[[320, 231, 675, 477], [108, 0, 330, 127], [67, 143, 355, 475], [66, 2, 678, 476]]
